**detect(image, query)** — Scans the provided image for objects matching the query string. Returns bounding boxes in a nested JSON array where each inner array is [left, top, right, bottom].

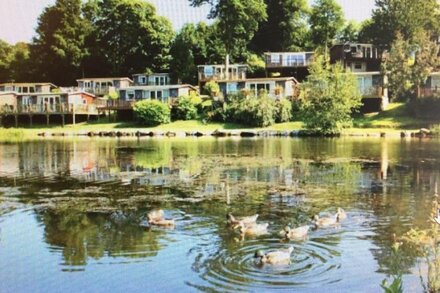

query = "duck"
[[227, 213, 259, 226], [147, 209, 175, 227], [312, 214, 339, 228], [337, 208, 347, 221], [236, 222, 269, 236], [279, 225, 310, 240], [254, 246, 294, 265]]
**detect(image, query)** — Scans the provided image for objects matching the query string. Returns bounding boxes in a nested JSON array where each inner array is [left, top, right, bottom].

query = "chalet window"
[[140, 76, 146, 84], [23, 87, 28, 93], [127, 91, 135, 100], [271, 54, 281, 64], [151, 91, 156, 99], [155, 77, 160, 85], [30, 87, 35, 93], [157, 91, 162, 99], [354, 63, 362, 70]]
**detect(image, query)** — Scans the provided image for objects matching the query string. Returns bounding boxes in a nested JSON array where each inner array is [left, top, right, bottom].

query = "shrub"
[[300, 54, 362, 135], [408, 96, 440, 119], [172, 95, 199, 121], [275, 98, 293, 123], [204, 81, 220, 97], [225, 92, 276, 127], [133, 100, 170, 126]]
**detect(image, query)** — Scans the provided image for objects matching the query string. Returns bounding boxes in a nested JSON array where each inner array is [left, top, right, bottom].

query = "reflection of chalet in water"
[[198, 60, 298, 99]]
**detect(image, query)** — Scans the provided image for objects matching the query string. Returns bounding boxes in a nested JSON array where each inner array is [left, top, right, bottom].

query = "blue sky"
[[0, 0, 376, 44]]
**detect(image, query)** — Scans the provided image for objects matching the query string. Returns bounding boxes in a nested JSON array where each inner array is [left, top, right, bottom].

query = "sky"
[[0, 0, 376, 44]]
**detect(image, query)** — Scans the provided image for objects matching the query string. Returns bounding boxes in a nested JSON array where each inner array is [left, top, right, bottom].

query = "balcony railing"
[[359, 86, 383, 98], [0, 104, 97, 114], [96, 100, 136, 110]]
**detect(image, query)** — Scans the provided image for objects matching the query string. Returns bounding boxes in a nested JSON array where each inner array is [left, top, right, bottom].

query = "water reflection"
[[0, 138, 439, 291]]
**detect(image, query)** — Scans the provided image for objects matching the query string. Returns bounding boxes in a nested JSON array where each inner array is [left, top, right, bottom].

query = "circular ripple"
[[196, 238, 341, 291]]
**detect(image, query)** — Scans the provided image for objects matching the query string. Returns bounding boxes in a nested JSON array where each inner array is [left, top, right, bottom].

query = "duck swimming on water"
[[279, 225, 310, 240], [227, 213, 259, 226], [254, 246, 294, 265], [147, 209, 175, 227]]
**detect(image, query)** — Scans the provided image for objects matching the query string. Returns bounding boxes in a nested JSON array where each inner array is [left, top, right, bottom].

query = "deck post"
[[73, 104, 76, 125], [46, 114, 49, 126], [29, 115, 33, 127], [14, 115, 18, 127], [0, 115, 2, 127], [61, 114, 65, 127]]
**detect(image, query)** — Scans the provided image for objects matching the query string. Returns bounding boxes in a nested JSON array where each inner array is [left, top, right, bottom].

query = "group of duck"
[[146, 207, 347, 265]]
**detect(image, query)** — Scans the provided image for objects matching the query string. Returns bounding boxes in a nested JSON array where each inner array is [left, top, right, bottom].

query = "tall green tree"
[[93, 0, 174, 76], [300, 54, 362, 135], [309, 0, 344, 49], [360, 0, 440, 48], [9, 42, 31, 82], [250, 0, 310, 53], [169, 22, 225, 84], [190, 0, 267, 61], [0, 40, 12, 82], [337, 21, 361, 43], [30, 0, 89, 85], [310, 0, 344, 48]]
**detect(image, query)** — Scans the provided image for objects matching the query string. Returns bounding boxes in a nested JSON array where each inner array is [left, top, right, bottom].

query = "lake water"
[[0, 137, 438, 292]]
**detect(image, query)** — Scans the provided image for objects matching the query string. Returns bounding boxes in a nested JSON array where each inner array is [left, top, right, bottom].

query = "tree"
[[30, 0, 89, 85], [190, 0, 267, 61], [0, 40, 12, 82], [250, 0, 310, 53], [170, 22, 225, 84], [309, 0, 344, 49], [93, 0, 174, 76], [9, 43, 31, 82], [300, 54, 362, 135], [360, 0, 440, 48], [337, 21, 361, 43], [384, 31, 440, 100]]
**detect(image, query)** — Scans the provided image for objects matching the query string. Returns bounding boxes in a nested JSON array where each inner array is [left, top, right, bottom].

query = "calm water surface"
[[0, 137, 439, 292]]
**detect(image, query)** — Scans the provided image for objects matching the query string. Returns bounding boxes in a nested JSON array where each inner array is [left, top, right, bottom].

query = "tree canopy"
[[250, 0, 310, 53], [309, 0, 344, 49]]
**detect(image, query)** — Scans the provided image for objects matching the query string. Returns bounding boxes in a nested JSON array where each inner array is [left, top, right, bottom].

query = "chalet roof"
[[121, 84, 197, 91], [219, 77, 299, 83], [76, 77, 133, 82], [132, 73, 170, 77], [68, 91, 96, 98], [0, 82, 57, 87]]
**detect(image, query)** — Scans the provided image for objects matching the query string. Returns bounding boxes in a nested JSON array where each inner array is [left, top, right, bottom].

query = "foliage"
[[226, 92, 276, 127], [92, 0, 174, 76], [337, 21, 361, 43], [0, 41, 30, 82], [381, 275, 403, 293], [402, 196, 440, 293], [309, 0, 344, 48], [275, 98, 293, 123], [105, 91, 119, 100], [169, 22, 226, 84], [383, 31, 440, 100], [28, 0, 89, 85], [204, 81, 220, 97], [250, 0, 310, 52], [246, 54, 266, 77], [360, 0, 440, 48], [191, 0, 267, 60], [133, 100, 171, 126], [172, 95, 201, 121], [299, 54, 362, 135]]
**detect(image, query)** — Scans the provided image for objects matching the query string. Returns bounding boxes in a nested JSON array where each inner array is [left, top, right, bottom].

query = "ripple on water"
[[192, 238, 341, 292]]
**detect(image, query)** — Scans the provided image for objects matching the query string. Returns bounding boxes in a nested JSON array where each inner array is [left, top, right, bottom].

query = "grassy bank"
[[1, 103, 439, 142]]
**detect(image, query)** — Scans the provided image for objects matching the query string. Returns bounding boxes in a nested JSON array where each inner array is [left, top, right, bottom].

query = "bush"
[[204, 81, 220, 97], [225, 92, 276, 127], [300, 54, 362, 135], [133, 100, 170, 126], [172, 95, 200, 120], [408, 96, 440, 119], [275, 98, 293, 123]]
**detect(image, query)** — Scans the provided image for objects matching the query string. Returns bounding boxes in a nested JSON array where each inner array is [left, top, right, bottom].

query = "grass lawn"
[[1, 103, 439, 142]]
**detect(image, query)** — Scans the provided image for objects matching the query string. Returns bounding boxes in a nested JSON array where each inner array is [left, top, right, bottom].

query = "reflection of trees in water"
[[36, 210, 166, 266]]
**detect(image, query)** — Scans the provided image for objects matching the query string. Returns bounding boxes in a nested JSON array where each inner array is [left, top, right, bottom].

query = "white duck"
[[280, 225, 310, 240], [147, 209, 175, 227]]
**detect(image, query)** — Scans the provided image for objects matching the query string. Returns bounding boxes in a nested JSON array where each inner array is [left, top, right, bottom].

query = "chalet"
[[0, 82, 57, 93], [119, 84, 197, 103], [77, 77, 133, 96], [217, 77, 298, 99], [330, 43, 384, 72], [198, 62, 297, 99], [132, 73, 171, 86], [421, 72, 440, 97], [264, 52, 314, 81]]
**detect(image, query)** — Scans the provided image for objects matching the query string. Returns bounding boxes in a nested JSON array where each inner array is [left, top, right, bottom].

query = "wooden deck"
[[0, 104, 98, 115]]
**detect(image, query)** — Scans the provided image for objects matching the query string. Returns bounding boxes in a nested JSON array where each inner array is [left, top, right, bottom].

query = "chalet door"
[[357, 77, 365, 94]]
